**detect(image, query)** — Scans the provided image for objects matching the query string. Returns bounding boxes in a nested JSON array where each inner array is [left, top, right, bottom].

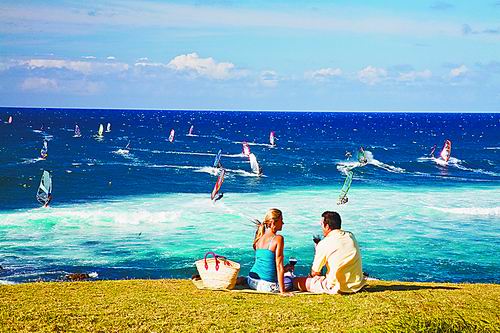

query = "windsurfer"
[[429, 144, 437, 157], [358, 147, 367, 165], [213, 192, 224, 202], [44, 193, 52, 208]]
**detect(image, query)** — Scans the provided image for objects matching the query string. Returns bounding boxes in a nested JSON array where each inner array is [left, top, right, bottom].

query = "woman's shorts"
[[247, 274, 293, 293]]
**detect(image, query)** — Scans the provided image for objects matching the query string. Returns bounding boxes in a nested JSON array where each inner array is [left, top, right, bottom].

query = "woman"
[[247, 208, 293, 295]]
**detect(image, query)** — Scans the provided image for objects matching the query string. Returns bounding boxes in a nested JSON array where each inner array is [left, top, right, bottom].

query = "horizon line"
[[0, 106, 499, 114]]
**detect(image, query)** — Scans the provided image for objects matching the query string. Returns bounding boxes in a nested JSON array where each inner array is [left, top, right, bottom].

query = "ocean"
[[0, 108, 499, 284]]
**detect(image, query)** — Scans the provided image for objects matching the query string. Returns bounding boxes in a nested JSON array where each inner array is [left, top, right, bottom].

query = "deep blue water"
[[0, 108, 499, 284]]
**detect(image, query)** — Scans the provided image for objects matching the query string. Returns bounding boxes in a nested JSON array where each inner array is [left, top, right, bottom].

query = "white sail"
[[249, 153, 260, 174], [74, 124, 81, 137], [8, 116, 12, 124], [98, 124, 104, 137], [188, 125, 194, 135], [106, 123, 111, 132], [169, 129, 175, 143], [36, 170, 52, 205], [269, 131, 276, 146]]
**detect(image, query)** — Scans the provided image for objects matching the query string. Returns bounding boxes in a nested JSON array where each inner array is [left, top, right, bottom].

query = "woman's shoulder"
[[272, 234, 284, 245]]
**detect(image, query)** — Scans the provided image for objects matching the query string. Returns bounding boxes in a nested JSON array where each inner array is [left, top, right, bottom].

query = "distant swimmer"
[[345, 151, 352, 160]]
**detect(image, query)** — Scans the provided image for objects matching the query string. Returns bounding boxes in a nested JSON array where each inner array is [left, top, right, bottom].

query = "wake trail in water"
[[429, 206, 500, 216], [148, 164, 262, 177], [336, 151, 405, 174], [418, 156, 500, 177]]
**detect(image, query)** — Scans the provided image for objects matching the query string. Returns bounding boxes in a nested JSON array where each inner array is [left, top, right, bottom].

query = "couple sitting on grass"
[[243, 208, 366, 296]]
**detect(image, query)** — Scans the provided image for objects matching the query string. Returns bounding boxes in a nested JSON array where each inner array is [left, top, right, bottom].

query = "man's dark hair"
[[321, 211, 341, 230]]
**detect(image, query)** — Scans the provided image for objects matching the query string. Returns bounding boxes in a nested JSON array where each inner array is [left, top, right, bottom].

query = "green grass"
[[1, 279, 499, 332]]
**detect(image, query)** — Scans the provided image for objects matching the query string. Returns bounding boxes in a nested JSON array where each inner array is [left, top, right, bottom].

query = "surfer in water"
[[345, 151, 352, 160]]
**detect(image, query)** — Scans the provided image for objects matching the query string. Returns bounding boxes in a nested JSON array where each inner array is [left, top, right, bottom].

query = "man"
[[294, 211, 366, 294]]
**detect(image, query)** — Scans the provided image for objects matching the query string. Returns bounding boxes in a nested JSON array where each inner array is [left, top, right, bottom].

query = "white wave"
[[193, 166, 220, 176], [421, 156, 500, 177], [336, 161, 363, 174], [164, 151, 215, 157], [1, 207, 183, 226], [113, 149, 130, 156], [0, 280, 16, 285], [150, 164, 263, 177], [20, 157, 44, 164], [223, 153, 246, 158], [232, 141, 269, 147], [430, 206, 500, 216], [485, 147, 500, 150], [336, 151, 405, 174]]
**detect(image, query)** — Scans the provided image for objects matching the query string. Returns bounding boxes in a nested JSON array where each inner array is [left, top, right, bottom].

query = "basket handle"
[[204, 252, 232, 271], [204, 252, 220, 271]]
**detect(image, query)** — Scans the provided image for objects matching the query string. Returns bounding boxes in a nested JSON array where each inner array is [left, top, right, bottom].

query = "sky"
[[1, 0, 499, 111]]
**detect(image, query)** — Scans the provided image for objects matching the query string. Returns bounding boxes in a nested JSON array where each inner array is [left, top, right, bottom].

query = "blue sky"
[[1, 0, 499, 111]]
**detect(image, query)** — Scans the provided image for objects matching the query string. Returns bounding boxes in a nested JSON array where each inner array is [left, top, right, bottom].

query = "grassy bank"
[[1, 279, 499, 332]]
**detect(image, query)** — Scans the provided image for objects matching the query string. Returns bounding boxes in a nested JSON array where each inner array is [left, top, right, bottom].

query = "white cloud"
[[21, 77, 58, 91], [167, 52, 242, 80], [450, 65, 468, 78], [107, 56, 116, 60], [398, 69, 432, 81], [20, 59, 129, 74], [305, 67, 342, 81], [260, 70, 279, 88], [134, 61, 167, 68], [137, 57, 149, 62], [358, 66, 387, 85], [82, 55, 96, 59]]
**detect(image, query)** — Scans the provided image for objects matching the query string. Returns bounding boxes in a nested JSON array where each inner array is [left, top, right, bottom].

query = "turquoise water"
[[1, 184, 498, 284]]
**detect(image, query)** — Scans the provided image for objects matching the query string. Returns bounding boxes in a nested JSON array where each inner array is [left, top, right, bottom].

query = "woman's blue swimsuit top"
[[249, 235, 277, 282]]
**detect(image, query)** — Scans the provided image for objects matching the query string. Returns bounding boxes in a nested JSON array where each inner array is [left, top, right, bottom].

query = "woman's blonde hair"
[[253, 208, 282, 250]]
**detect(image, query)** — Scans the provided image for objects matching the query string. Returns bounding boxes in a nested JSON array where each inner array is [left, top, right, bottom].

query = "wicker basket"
[[195, 252, 240, 290]]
